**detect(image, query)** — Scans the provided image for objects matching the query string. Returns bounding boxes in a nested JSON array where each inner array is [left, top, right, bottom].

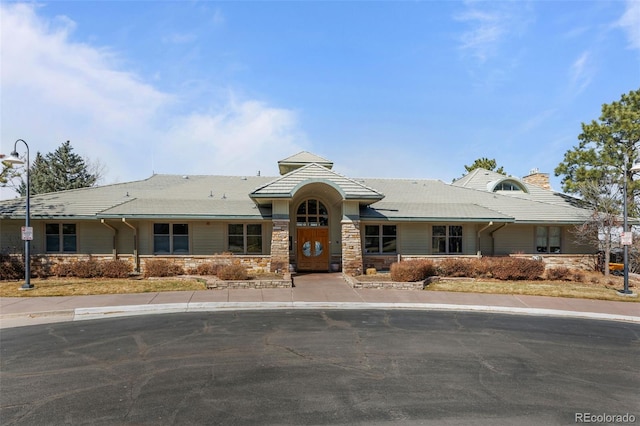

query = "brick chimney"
[[523, 168, 551, 190]]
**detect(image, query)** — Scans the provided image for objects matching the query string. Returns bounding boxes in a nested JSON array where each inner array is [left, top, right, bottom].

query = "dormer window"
[[495, 181, 523, 191], [489, 178, 528, 193]]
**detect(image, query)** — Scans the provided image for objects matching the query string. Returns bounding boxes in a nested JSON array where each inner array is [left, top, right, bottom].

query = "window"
[[296, 199, 328, 227], [536, 226, 561, 253], [228, 224, 263, 254], [432, 225, 463, 254], [495, 181, 522, 191], [364, 224, 396, 254], [46, 223, 77, 252], [153, 223, 189, 254]]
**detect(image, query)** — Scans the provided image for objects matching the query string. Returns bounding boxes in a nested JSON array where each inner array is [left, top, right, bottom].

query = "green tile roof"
[[0, 166, 592, 224]]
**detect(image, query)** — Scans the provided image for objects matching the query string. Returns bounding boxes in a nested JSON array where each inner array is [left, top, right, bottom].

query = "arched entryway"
[[295, 199, 330, 271]]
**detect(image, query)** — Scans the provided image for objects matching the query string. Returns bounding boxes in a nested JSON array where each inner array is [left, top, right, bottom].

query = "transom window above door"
[[296, 199, 328, 227]]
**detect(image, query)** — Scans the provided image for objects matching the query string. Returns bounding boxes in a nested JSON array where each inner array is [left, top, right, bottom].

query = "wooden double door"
[[296, 228, 329, 272]]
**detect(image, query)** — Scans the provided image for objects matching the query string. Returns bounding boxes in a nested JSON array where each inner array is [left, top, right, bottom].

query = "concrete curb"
[[3, 303, 638, 328], [66, 302, 640, 323]]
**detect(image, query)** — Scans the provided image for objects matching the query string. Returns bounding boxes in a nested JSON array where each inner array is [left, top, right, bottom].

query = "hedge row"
[[390, 257, 546, 282], [0, 256, 134, 280], [54, 259, 133, 278], [0, 256, 252, 280]]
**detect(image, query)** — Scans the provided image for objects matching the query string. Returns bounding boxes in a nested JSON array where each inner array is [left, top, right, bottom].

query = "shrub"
[[144, 259, 184, 278], [490, 257, 545, 280], [469, 258, 492, 278], [71, 259, 103, 278], [437, 258, 475, 277], [390, 259, 435, 282], [53, 262, 75, 277], [546, 266, 571, 281], [101, 260, 133, 278], [571, 270, 586, 282], [0, 254, 24, 280], [196, 262, 219, 276], [217, 264, 249, 280]]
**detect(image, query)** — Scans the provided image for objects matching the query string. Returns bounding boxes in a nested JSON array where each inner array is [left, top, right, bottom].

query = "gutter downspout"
[[476, 221, 493, 257], [121, 218, 139, 272], [100, 219, 118, 260], [489, 223, 508, 256]]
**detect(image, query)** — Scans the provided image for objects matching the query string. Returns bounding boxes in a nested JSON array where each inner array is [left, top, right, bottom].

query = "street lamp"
[[3, 139, 33, 290], [621, 154, 640, 296]]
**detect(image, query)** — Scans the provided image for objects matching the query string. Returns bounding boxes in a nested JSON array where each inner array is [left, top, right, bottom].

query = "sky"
[[1, 0, 639, 199]]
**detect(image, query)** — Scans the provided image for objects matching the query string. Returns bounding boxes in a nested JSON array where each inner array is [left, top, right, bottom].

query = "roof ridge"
[[251, 162, 385, 198]]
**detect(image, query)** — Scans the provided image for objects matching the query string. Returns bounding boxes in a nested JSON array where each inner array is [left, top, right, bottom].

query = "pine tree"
[[462, 157, 506, 177], [18, 141, 99, 196], [555, 88, 640, 214]]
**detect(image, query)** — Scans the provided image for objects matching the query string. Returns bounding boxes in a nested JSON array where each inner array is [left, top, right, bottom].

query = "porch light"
[[3, 139, 33, 290]]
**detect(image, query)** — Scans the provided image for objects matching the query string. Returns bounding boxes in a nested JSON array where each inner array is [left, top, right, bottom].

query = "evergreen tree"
[[555, 88, 640, 215], [462, 157, 505, 176], [17, 152, 52, 196], [17, 141, 99, 196]]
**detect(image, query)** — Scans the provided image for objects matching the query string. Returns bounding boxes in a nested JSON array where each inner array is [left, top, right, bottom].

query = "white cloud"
[[158, 98, 305, 176], [616, 0, 640, 50], [454, 1, 532, 63], [0, 3, 306, 194], [569, 51, 594, 95]]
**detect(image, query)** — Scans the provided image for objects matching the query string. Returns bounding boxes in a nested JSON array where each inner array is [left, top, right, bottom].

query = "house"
[[0, 152, 595, 275]]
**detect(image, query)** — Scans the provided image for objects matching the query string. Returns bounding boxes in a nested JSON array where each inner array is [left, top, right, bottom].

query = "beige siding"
[[492, 224, 531, 254], [2, 219, 116, 255], [192, 222, 225, 254], [0, 220, 23, 253], [562, 227, 594, 254], [79, 221, 113, 254], [263, 221, 273, 254], [462, 224, 475, 254], [273, 200, 290, 217], [398, 223, 428, 255], [116, 221, 137, 254], [138, 222, 152, 254], [342, 200, 360, 217]]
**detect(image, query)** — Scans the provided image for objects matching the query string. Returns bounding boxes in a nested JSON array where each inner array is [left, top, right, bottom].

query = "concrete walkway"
[[1, 273, 638, 328]]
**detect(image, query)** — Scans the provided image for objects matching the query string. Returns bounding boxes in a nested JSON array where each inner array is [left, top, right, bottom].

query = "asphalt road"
[[1, 310, 639, 425]]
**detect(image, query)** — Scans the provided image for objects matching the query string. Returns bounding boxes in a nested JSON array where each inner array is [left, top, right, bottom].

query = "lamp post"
[[3, 139, 33, 290], [621, 154, 640, 296]]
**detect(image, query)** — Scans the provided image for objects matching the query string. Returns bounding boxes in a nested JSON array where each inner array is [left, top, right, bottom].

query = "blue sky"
[[1, 0, 639, 198]]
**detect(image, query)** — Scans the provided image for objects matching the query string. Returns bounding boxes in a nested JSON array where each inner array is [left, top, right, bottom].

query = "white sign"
[[21, 226, 33, 241], [621, 232, 633, 246]]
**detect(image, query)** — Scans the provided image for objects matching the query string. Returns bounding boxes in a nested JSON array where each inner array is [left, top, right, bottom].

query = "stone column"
[[270, 219, 290, 272], [341, 218, 363, 276]]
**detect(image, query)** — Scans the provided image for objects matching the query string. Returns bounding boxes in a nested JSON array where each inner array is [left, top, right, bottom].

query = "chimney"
[[522, 168, 551, 190]]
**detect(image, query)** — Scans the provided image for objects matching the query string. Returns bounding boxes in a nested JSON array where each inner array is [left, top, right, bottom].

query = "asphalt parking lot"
[[1, 310, 639, 425]]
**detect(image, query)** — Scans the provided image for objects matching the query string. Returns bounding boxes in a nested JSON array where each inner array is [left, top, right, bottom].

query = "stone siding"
[[342, 273, 425, 290], [139, 255, 271, 275], [341, 219, 363, 275], [510, 253, 598, 271], [20, 253, 272, 276], [206, 278, 292, 289], [269, 220, 290, 272], [522, 171, 551, 190], [376, 254, 598, 272], [364, 255, 399, 271]]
